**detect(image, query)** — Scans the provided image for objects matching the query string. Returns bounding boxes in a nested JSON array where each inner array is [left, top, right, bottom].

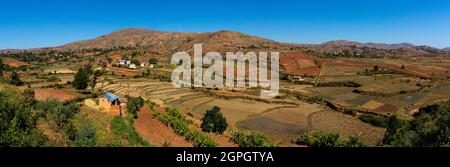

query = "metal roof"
[[104, 92, 119, 102]]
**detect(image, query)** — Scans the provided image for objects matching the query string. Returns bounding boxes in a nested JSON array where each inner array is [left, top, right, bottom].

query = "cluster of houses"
[[118, 59, 150, 69]]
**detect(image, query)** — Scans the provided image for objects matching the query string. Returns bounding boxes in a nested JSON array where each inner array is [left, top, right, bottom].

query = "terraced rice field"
[[309, 110, 386, 145], [191, 98, 294, 127], [97, 78, 388, 145], [239, 102, 324, 142]]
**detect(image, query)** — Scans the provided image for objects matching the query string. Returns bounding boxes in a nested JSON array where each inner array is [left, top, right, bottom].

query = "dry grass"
[[310, 111, 386, 145], [361, 100, 385, 110]]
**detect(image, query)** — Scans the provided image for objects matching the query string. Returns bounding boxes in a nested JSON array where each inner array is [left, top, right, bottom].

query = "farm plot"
[[240, 103, 323, 137], [34, 88, 79, 102], [169, 96, 214, 119], [239, 102, 323, 138], [134, 105, 192, 147], [192, 98, 295, 128], [309, 110, 386, 145]]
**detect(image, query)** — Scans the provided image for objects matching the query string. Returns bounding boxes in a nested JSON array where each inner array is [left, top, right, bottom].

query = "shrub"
[[359, 114, 388, 128], [110, 116, 149, 146], [0, 90, 48, 146], [295, 131, 366, 147], [383, 101, 450, 147], [127, 96, 145, 119], [9, 71, 24, 86], [201, 106, 228, 134], [230, 131, 270, 147], [75, 122, 98, 147], [153, 109, 216, 147]]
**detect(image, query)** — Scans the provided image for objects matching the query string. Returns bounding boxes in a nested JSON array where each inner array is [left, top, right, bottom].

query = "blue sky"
[[1, 0, 450, 49]]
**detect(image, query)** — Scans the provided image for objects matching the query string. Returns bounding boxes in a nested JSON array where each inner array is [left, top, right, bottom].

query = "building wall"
[[99, 98, 110, 112]]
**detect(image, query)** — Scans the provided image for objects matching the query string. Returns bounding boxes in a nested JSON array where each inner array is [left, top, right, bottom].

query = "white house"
[[289, 75, 304, 81], [140, 62, 148, 67]]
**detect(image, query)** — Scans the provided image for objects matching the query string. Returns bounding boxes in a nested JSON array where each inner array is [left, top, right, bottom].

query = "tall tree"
[[10, 71, 24, 86], [72, 68, 89, 90]]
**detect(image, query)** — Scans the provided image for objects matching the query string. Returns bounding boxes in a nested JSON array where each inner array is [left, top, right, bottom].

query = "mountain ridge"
[[1, 28, 447, 57]]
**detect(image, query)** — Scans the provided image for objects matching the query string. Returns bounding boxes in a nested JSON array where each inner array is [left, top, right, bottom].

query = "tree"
[[72, 67, 90, 90], [23, 87, 36, 106], [90, 70, 103, 89], [383, 101, 450, 147], [126, 96, 145, 119], [75, 122, 97, 147], [149, 58, 157, 65], [130, 59, 140, 65], [373, 65, 379, 72], [121, 55, 129, 60], [0, 58, 5, 76], [201, 106, 228, 134], [0, 89, 48, 146], [10, 71, 24, 86]]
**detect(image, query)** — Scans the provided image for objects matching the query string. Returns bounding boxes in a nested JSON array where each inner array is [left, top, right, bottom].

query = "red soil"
[[3, 61, 31, 67], [280, 52, 319, 75], [34, 88, 78, 102], [107, 67, 140, 77], [134, 105, 192, 147]]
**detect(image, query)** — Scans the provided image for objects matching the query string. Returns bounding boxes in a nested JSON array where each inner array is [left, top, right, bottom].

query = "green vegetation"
[[149, 58, 157, 65], [153, 108, 217, 147], [130, 59, 140, 65], [90, 70, 103, 89], [110, 116, 149, 146], [383, 100, 450, 147], [10, 71, 24, 86], [0, 87, 148, 147], [296, 131, 366, 147], [75, 121, 98, 147], [23, 87, 36, 106], [201, 106, 228, 134], [359, 114, 388, 128], [72, 65, 92, 90], [0, 58, 8, 76], [126, 96, 145, 119], [230, 131, 272, 147], [316, 81, 361, 87], [0, 88, 48, 146], [37, 74, 60, 82], [35, 99, 80, 144]]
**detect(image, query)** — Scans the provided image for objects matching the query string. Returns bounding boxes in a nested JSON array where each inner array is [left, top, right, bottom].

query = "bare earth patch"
[[134, 105, 192, 147], [34, 88, 78, 102]]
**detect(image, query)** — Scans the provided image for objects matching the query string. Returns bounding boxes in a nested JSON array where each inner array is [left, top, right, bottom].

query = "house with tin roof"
[[99, 92, 125, 116]]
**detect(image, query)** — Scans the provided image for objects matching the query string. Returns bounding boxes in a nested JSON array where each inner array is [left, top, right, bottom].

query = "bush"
[[295, 131, 366, 147], [359, 114, 388, 128], [35, 99, 80, 131], [75, 122, 98, 147], [9, 71, 24, 86], [0, 90, 48, 146], [153, 108, 216, 147], [127, 96, 145, 119], [201, 106, 228, 134], [230, 131, 270, 147], [383, 101, 450, 147], [110, 116, 149, 146]]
